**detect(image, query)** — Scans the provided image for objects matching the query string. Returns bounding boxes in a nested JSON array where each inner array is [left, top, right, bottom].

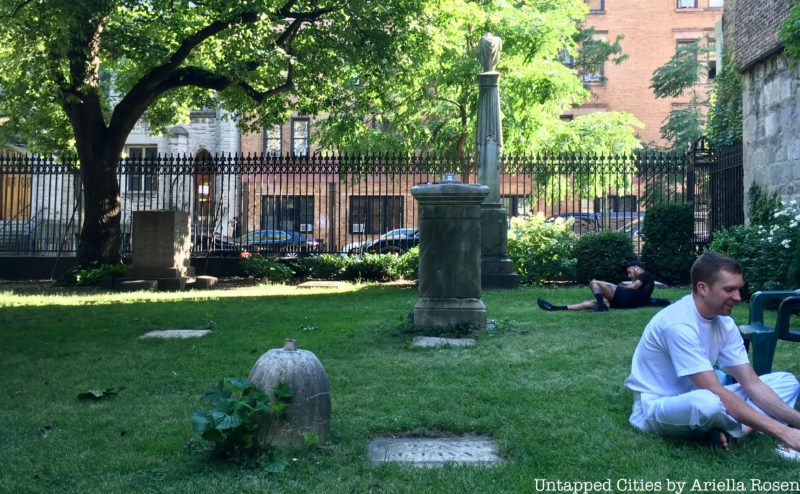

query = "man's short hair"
[[626, 260, 643, 269], [690, 252, 742, 293]]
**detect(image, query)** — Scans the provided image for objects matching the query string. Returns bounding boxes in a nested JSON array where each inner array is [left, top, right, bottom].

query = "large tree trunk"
[[75, 140, 124, 267]]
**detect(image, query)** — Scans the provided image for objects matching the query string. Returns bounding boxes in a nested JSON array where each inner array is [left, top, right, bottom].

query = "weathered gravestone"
[[118, 210, 216, 291], [411, 175, 488, 330]]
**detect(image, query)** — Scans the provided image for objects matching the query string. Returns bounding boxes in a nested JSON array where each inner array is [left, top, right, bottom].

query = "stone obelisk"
[[476, 33, 519, 289]]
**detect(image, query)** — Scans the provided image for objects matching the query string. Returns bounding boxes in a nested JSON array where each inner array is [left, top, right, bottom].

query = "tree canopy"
[[0, 0, 427, 264], [314, 0, 639, 157], [0, 0, 428, 152], [650, 40, 712, 151]]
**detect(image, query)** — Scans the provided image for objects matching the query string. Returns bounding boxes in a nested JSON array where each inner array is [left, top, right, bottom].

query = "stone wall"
[[742, 53, 800, 203]]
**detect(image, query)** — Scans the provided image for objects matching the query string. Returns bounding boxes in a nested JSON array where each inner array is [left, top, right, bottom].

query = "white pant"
[[629, 372, 800, 439]]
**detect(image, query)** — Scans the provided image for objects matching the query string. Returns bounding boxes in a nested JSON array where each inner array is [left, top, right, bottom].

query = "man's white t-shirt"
[[625, 294, 749, 397]]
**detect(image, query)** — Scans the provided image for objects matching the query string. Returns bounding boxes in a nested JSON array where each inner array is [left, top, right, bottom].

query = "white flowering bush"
[[710, 199, 800, 295], [508, 213, 577, 284]]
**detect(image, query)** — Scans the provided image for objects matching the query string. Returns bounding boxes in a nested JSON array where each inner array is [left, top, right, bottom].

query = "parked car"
[[362, 228, 420, 254], [343, 228, 419, 255], [547, 212, 645, 234], [238, 229, 321, 254], [190, 233, 238, 256]]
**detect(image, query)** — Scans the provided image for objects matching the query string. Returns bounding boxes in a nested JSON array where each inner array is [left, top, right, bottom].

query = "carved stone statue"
[[478, 33, 502, 72]]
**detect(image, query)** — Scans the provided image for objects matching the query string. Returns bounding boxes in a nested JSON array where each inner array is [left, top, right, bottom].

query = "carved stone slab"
[[411, 337, 476, 348], [297, 281, 345, 289], [368, 436, 503, 466], [139, 330, 211, 339]]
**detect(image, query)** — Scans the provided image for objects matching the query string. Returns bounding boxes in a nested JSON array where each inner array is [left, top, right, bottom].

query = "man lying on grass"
[[624, 252, 800, 459], [537, 261, 655, 312]]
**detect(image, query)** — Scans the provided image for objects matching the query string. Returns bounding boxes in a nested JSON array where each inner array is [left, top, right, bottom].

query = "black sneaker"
[[538, 298, 554, 311], [594, 303, 609, 312]]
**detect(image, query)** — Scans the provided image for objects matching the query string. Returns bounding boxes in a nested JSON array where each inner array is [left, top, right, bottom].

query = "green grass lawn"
[[2, 282, 800, 493]]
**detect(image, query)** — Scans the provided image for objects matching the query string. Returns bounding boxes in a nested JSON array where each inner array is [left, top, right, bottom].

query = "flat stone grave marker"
[[368, 436, 503, 467], [297, 281, 345, 289], [411, 336, 476, 348], [139, 329, 211, 339]]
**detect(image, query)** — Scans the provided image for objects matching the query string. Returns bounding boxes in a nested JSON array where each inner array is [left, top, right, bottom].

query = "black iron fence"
[[0, 145, 743, 257]]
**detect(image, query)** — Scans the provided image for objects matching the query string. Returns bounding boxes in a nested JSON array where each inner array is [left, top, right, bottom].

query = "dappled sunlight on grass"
[[2, 284, 798, 492], [0, 281, 382, 308]]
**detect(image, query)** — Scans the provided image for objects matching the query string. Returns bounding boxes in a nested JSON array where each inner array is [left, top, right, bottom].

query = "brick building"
[[566, 0, 724, 146]]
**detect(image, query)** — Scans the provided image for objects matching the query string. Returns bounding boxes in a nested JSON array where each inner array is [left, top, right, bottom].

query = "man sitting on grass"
[[537, 260, 655, 312], [624, 252, 800, 459]]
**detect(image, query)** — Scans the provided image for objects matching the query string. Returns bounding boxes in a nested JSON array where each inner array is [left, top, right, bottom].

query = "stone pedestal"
[[411, 178, 488, 330], [121, 210, 199, 290], [480, 205, 519, 289]]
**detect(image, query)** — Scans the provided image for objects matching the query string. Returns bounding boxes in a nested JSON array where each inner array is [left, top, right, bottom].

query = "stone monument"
[[122, 210, 195, 290], [476, 33, 519, 289], [411, 175, 488, 330]]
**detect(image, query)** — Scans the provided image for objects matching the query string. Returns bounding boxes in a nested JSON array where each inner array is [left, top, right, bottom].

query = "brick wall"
[[574, 0, 722, 146], [733, 0, 790, 71]]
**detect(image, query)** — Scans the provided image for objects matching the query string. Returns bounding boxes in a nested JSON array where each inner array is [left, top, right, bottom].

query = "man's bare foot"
[[705, 428, 734, 451]]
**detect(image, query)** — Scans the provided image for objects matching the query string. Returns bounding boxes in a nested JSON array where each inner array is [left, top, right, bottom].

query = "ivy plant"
[[191, 378, 293, 471]]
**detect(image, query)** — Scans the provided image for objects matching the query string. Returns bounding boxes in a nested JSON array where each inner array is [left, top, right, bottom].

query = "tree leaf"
[[77, 387, 124, 401], [190, 409, 211, 433]]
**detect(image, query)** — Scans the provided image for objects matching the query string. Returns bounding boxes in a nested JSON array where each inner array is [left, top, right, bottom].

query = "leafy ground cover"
[[1, 282, 799, 493]]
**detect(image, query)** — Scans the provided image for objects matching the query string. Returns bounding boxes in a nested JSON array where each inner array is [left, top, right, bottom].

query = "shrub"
[[191, 378, 293, 471], [748, 182, 782, 227], [641, 203, 695, 285], [240, 255, 294, 283], [341, 254, 399, 282], [286, 254, 347, 280], [573, 231, 636, 284], [395, 247, 419, 280], [507, 213, 576, 284], [711, 199, 800, 294], [74, 263, 126, 286]]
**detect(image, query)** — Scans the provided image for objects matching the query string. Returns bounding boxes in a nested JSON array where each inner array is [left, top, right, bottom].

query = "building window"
[[708, 0, 724, 7], [706, 39, 717, 80], [584, 0, 604, 13], [502, 195, 531, 218], [677, 0, 697, 8], [676, 39, 717, 81], [125, 145, 158, 192], [261, 196, 314, 233], [0, 173, 32, 220], [594, 195, 637, 213], [349, 196, 404, 234], [559, 49, 574, 68], [291, 118, 309, 156], [263, 125, 281, 156], [582, 62, 604, 84]]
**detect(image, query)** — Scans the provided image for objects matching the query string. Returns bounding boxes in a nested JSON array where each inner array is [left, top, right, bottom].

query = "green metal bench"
[[739, 290, 800, 375]]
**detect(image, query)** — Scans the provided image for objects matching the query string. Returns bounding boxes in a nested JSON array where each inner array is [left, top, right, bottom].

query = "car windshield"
[[380, 228, 415, 238], [266, 231, 290, 241]]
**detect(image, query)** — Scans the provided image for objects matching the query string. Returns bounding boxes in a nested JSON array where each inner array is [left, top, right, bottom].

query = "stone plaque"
[[368, 436, 503, 466], [139, 329, 211, 339]]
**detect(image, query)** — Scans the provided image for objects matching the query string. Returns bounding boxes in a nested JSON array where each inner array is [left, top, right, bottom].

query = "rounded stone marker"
[[248, 339, 331, 449]]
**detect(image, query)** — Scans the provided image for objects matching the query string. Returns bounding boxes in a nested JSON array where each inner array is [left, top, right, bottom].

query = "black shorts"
[[610, 288, 648, 309]]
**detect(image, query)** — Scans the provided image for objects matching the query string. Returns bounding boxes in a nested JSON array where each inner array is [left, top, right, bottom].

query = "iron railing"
[[0, 146, 743, 257]]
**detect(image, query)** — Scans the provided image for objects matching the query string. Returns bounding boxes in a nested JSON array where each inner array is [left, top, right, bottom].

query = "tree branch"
[[2, 0, 34, 19], [159, 62, 295, 103], [110, 1, 334, 138]]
